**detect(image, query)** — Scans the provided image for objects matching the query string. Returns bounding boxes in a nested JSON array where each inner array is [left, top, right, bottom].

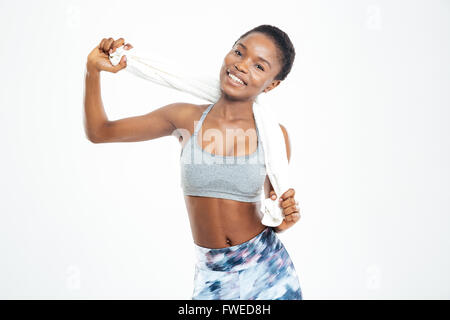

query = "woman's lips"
[[226, 70, 246, 87]]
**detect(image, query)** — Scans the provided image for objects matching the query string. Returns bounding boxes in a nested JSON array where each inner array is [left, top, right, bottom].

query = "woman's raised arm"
[[83, 37, 188, 143]]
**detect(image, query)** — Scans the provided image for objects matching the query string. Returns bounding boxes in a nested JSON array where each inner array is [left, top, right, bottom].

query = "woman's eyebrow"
[[237, 42, 272, 69]]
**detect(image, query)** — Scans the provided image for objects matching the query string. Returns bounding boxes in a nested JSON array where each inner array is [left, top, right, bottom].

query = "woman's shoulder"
[[168, 102, 209, 127], [175, 102, 210, 115], [171, 102, 211, 140], [278, 123, 291, 163]]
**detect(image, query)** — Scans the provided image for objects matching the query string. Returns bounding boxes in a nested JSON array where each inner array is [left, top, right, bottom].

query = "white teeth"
[[228, 72, 244, 85]]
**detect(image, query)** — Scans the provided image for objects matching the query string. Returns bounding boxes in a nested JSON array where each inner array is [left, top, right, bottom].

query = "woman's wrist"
[[273, 219, 291, 233], [273, 225, 285, 233], [86, 62, 100, 76]]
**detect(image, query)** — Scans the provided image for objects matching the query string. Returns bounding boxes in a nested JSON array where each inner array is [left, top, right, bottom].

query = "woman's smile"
[[225, 69, 247, 87]]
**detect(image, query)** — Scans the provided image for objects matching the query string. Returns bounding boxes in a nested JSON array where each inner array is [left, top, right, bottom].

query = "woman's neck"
[[213, 96, 255, 121]]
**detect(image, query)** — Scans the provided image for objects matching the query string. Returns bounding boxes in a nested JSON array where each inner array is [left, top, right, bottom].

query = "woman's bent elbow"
[[86, 132, 102, 143], [88, 136, 103, 143], [85, 128, 107, 144], [84, 122, 111, 143]]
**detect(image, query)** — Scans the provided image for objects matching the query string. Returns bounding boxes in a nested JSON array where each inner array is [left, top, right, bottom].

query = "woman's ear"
[[264, 79, 281, 93]]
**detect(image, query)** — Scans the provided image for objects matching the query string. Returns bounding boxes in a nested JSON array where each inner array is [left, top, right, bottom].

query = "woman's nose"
[[234, 63, 248, 73]]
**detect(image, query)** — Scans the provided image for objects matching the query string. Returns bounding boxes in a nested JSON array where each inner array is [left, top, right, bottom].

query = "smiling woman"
[[83, 24, 301, 300]]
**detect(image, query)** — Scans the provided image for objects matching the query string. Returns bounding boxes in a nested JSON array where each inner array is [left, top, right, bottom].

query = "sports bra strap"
[[193, 103, 215, 136]]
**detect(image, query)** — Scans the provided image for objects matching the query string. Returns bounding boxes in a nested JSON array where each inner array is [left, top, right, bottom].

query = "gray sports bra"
[[180, 103, 266, 202]]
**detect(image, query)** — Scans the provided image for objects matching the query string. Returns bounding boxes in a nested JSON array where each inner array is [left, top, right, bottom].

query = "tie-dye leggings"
[[192, 226, 303, 300]]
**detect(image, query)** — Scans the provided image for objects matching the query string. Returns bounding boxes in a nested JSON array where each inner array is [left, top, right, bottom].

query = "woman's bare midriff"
[[178, 103, 268, 249], [184, 195, 267, 249]]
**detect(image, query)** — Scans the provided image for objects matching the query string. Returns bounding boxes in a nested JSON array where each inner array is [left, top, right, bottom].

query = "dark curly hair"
[[233, 24, 296, 81]]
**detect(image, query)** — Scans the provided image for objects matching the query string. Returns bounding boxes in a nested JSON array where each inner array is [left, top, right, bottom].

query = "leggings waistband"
[[193, 227, 283, 272]]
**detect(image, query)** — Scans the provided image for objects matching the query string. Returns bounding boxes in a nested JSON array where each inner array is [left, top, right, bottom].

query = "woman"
[[84, 25, 302, 300]]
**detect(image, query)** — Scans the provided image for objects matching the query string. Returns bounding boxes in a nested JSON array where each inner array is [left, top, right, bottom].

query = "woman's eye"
[[233, 49, 263, 71]]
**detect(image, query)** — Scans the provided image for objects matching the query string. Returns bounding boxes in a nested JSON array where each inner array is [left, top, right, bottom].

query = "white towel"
[[109, 45, 291, 227]]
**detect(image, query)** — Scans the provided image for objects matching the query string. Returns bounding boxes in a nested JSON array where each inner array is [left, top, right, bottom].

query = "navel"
[[225, 238, 232, 246]]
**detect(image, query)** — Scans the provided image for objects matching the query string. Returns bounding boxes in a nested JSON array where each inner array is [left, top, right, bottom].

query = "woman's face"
[[220, 32, 282, 101]]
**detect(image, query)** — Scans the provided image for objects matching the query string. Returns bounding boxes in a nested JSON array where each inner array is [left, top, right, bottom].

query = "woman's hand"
[[268, 188, 301, 233], [86, 37, 133, 73]]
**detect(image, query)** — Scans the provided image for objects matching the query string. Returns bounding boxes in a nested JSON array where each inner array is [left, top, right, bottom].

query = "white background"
[[0, 0, 449, 299]]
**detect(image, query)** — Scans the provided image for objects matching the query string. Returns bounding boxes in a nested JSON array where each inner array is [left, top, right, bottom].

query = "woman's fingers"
[[284, 201, 301, 220], [280, 188, 295, 202], [285, 212, 301, 223], [99, 38, 108, 53], [100, 37, 113, 54], [100, 38, 111, 54], [110, 38, 125, 54], [284, 203, 299, 215], [280, 196, 301, 223], [88, 37, 129, 73], [99, 37, 131, 55], [100, 38, 108, 53], [280, 196, 295, 209], [103, 55, 127, 73], [268, 188, 302, 223], [105, 38, 115, 53]]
